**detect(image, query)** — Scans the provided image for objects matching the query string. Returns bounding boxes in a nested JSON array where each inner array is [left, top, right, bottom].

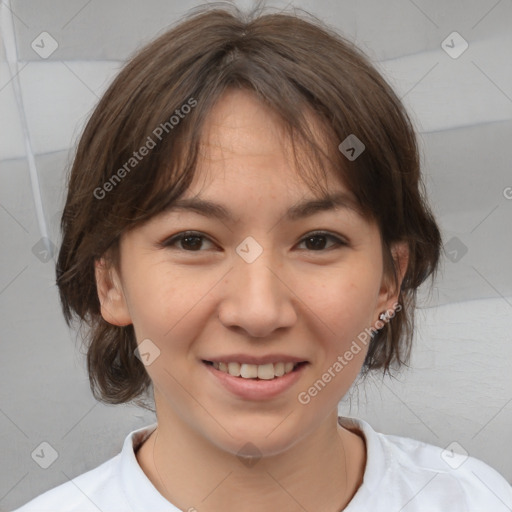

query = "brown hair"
[[56, 3, 441, 407]]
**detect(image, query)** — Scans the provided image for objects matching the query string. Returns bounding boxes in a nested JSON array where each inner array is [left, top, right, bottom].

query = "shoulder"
[[341, 416, 512, 511], [12, 454, 123, 511], [386, 432, 512, 508], [12, 423, 159, 512]]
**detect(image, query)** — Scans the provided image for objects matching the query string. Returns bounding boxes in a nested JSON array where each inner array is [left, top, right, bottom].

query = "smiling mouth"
[[202, 360, 308, 380]]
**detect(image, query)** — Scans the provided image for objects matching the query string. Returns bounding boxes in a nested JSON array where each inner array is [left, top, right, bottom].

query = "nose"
[[217, 245, 297, 338]]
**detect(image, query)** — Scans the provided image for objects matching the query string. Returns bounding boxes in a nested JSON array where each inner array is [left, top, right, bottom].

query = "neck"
[[136, 408, 366, 512]]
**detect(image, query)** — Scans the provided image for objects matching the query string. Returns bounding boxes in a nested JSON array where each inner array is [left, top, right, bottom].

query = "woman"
[[15, 4, 512, 511]]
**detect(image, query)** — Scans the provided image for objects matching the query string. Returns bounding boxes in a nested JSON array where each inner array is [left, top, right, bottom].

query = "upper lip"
[[203, 354, 308, 365]]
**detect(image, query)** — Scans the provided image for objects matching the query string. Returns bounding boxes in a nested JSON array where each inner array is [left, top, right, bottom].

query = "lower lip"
[[203, 361, 308, 400]]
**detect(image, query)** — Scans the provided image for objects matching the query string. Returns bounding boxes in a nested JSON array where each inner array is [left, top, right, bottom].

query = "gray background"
[[1, 0, 511, 509]]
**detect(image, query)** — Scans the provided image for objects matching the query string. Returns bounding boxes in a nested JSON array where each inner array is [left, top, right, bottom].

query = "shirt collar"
[[119, 421, 179, 511], [338, 415, 391, 508]]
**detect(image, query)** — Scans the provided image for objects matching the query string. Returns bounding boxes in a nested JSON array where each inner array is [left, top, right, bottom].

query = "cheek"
[[298, 259, 382, 386], [294, 280, 377, 412], [302, 262, 381, 335], [124, 263, 220, 350]]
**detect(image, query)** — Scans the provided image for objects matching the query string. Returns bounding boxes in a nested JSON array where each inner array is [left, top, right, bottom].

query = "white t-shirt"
[[13, 416, 512, 512]]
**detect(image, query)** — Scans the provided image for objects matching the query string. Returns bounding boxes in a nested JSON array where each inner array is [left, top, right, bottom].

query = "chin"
[[203, 416, 309, 460]]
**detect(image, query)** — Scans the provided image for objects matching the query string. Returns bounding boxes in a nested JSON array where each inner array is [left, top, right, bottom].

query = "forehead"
[[157, 89, 365, 223], [192, 88, 342, 192]]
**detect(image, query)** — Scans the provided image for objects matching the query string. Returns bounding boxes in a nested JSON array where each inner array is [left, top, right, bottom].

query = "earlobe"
[[94, 258, 132, 326]]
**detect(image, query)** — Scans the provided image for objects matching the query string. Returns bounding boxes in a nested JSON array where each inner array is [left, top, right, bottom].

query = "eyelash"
[[159, 230, 348, 253]]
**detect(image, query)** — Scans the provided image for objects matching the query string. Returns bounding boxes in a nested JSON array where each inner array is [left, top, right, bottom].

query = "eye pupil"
[[305, 235, 327, 250], [182, 236, 202, 250]]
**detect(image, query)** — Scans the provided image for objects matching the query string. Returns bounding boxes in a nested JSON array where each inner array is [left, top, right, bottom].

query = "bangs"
[[109, 87, 372, 241]]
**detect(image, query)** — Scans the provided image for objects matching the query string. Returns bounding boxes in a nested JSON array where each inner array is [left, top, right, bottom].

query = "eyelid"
[[158, 230, 216, 250], [296, 231, 349, 250]]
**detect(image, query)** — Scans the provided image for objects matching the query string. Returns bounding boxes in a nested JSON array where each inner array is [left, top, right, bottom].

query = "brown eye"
[[297, 232, 347, 251], [161, 231, 215, 251], [179, 235, 204, 251]]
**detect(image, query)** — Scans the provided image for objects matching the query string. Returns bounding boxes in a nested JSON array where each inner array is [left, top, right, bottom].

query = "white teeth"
[[210, 360, 300, 379], [274, 362, 285, 377], [227, 362, 241, 376], [257, 363, 275, 380], [240, 363, 258, 378]]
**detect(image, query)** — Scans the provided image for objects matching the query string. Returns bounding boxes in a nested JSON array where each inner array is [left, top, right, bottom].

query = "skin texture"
[[95, 88, 408, 511]]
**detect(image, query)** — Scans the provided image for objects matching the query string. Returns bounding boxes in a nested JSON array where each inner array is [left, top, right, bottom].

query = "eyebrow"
[[162, 192, 361, 223]]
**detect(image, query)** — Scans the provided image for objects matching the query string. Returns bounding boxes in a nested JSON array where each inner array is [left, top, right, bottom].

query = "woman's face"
[[96, 88, 405, 457]]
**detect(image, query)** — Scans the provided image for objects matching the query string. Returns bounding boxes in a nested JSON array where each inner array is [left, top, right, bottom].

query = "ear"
[[375, 241, 409, 319], [94, 256, 132, 326]]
